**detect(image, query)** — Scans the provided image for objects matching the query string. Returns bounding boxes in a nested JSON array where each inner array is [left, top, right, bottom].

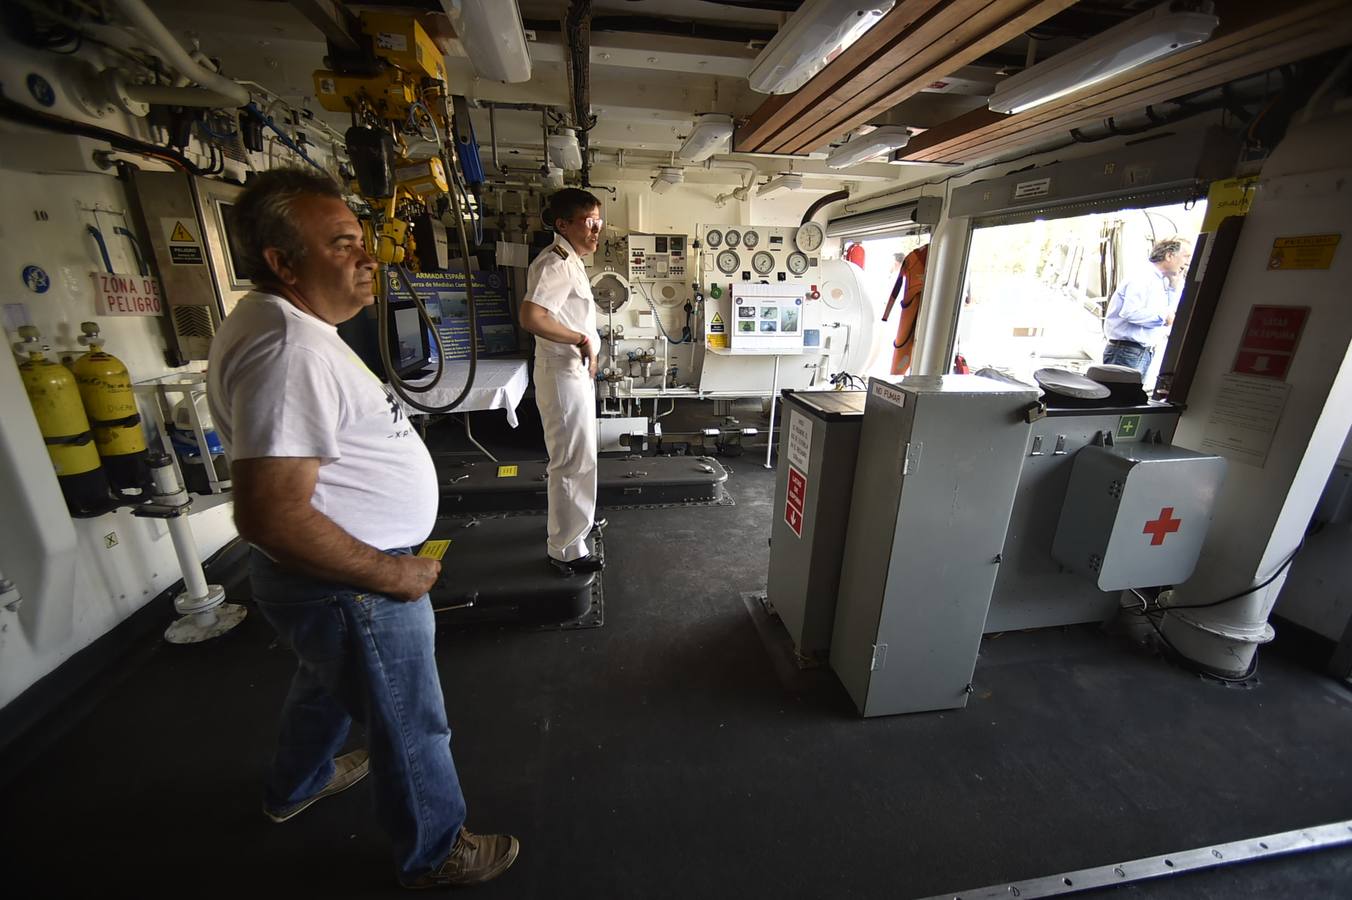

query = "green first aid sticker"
[[1117, 415, 1142, 439]]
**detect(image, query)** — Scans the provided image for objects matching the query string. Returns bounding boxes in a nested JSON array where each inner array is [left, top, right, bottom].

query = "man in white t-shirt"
[[207, 169, 517, 890], [519, 189, 605, 574]]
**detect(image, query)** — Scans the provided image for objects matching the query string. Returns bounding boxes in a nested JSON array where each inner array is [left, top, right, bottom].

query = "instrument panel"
[[697, 223, 821, 284]]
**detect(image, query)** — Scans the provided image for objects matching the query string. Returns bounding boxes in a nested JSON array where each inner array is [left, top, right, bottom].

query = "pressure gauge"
[[742, 229, 760, 249], [795, 222, 824, 253], [724, 229, 741, 248], [716, 250, 741, 275], [705, 229, 723, 248], [751, 251, 775, 276], [786, 251, 810, 276]]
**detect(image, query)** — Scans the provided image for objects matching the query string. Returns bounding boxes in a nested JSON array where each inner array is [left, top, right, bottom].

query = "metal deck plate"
[[428, 514, 604, 630], [435, 454, 731, 514]]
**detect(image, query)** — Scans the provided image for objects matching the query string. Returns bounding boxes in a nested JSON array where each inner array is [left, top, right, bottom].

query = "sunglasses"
[[575, 216, 603, 231]]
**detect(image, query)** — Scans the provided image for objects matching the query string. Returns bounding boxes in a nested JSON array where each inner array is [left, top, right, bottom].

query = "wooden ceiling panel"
[[777, 0, 1081, 154], [734, 0, 1078, 155], [900, 0, 1352, 163], [734, 0, 947, 152]]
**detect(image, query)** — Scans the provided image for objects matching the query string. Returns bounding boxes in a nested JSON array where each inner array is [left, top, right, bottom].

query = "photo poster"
[[386, 269, 518, 360]]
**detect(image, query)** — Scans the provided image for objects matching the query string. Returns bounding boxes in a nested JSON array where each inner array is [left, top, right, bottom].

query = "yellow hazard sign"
[[711, 312, 724, 324], [169, 221, 195, 242], [1268, 234, 1340, 270], [497, 465, 519, 478], [417, 539, 450, 560]]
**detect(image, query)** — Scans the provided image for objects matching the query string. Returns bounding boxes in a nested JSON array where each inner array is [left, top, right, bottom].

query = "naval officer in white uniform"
[[519, 189, 605, 575]]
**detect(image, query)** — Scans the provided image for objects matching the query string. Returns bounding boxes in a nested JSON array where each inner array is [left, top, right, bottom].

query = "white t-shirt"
[[523, 233, 600, 365], [207, 292, 437, 550]]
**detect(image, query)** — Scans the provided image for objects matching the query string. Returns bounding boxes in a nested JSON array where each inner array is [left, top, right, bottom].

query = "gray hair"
[[232, 168, 345, 282], [1148, 236, 1191, 263]]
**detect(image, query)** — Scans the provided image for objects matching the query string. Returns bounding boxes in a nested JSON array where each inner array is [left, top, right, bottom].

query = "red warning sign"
[[1232, 305, 1309, 380], [785, 465, 806, 538]]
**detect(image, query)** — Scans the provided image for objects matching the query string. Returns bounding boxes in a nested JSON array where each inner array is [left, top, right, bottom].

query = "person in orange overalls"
[[881, 244, 928, 375]]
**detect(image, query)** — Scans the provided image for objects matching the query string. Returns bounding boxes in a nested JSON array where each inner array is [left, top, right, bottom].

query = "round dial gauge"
[[751, 251, 775, 275], [742, 229, 760, 249], [786, 251, 810, 275], [795, 222, 824, 253], [724, 229, 741, 248], [716, 250, 741, 275], [705, 229, 723, 248]]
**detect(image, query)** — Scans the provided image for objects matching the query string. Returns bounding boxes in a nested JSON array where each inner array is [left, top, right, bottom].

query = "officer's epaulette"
[[551, 244, 569, 260]]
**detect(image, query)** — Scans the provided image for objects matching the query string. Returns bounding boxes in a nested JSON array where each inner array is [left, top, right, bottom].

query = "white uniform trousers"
[[533, 356, 598, 561]]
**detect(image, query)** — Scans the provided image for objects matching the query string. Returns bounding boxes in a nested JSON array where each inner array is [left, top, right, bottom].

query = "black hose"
[[375, 140, 481, 415], [801, 190, 848, 225], [0, 88, 210, 175]]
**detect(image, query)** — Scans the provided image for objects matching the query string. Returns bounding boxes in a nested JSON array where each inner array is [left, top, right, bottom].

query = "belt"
[[1108, 339, 1147, 348]]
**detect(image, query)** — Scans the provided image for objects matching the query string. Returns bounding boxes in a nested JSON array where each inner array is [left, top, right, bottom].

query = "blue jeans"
[[1102, 340, 1154, 377], [250, 549, 466, 884]]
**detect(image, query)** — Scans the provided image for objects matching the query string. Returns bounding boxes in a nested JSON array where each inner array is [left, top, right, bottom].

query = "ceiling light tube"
[[757, 172, 804, 198], [749, 0, 896, 95], [825, 125, 910, 169], [677, 114, 734, 163], [988, 1, 1219, 115]]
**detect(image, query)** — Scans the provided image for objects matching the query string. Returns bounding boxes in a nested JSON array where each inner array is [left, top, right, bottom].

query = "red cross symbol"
[[1143, 507, 1182, 546]]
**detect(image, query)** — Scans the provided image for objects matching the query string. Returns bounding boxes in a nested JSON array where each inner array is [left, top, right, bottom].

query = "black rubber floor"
[[3, 404, 1351, 899]]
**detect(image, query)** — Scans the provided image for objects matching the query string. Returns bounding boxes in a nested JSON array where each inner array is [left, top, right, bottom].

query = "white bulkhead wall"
[[0, 154, 239, 711]]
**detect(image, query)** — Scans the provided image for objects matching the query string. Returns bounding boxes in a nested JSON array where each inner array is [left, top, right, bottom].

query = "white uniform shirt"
[[207, 292, 438, 551], [523, 233, 599, 364]]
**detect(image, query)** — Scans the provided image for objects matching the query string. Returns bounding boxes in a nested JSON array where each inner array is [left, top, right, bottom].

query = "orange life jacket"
[[882, 244, 928, 375]]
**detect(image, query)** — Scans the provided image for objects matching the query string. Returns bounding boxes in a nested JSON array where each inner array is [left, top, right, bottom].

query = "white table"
[[393, 359, 529, 460]]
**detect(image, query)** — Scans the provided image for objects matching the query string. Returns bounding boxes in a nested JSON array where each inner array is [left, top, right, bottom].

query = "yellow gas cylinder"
[[70, 322, 153, 500], [13, 326, 111, 516]]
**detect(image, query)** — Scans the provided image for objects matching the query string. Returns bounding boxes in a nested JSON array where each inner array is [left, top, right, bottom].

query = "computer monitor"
[[388, 302, 432, 379]]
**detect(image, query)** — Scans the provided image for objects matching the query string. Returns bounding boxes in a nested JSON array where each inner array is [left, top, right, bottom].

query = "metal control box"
[[626, 233, 688, 283], [767, 390, 866, 658], [832, 376, 1039, 717], [1052, 444, 1226, 591]]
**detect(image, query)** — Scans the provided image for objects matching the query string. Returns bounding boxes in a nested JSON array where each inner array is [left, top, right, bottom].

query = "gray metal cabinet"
[[831, 376, 1038, 717], [767, 390, 866, 658]]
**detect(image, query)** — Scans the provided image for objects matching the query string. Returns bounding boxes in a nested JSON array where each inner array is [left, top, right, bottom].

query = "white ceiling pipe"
[[123, 85, 250, 107], [111, 0, 250, 107]]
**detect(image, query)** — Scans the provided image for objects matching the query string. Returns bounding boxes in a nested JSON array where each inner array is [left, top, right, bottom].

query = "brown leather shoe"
[[402, 826, 520, 889], [262, 749, 369, 823]]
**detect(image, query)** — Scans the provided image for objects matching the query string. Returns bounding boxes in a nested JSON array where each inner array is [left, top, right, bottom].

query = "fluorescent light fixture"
[[988, 1, 1219, 115], [651, 166, 684, 194], [825, 125, 909, 169], [757, 172, 804, 198], [749, 0, 896, 95], [440, 0, 533, 83], [677, 114, 733, 163]]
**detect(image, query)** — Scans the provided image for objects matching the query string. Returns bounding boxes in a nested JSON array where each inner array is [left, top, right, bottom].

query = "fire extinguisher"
[[13, 326, 112, 516], [70, 322, 154, 501]]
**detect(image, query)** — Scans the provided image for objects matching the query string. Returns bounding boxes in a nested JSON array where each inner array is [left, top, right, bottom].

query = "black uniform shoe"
[[548, 554, 604, 576]]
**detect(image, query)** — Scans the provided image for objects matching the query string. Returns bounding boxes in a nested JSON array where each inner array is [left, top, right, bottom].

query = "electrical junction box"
[[1052, 443, 1227, 591], [626, 233, 688, 283]]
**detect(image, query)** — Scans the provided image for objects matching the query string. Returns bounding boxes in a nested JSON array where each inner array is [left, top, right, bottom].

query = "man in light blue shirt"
[[1102, 237, 1192, 376]]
